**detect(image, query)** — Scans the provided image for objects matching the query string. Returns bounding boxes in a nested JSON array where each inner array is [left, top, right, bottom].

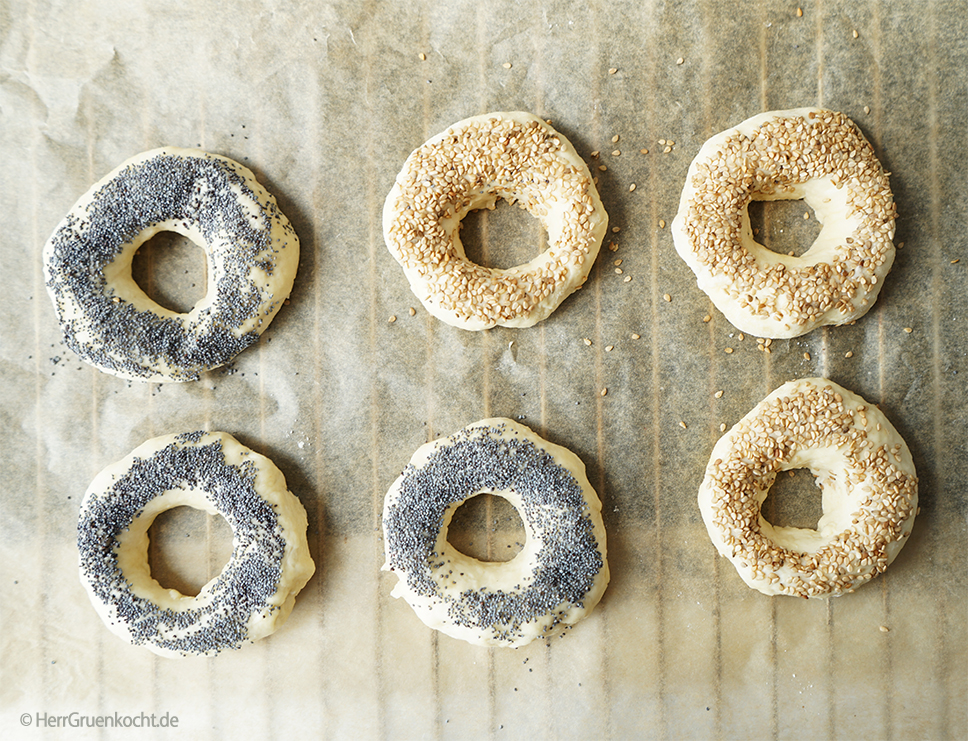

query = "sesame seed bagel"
[[672, 109, 896, 338], [43, 148, 299, 382], [382, 418, 609, 647], [383, 112, 608, 330], [78, 431, 315, 657], [698, 378, 917, 598]]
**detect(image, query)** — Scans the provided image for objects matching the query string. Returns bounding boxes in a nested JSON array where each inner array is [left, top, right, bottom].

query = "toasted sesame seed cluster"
[[382, 418, 609, 647], [672, 108, 896, 338], [383, 112, 608, 330], [698, 379, 917, 598], [43, 148, 299, 382], [78, 431, 315, 657]]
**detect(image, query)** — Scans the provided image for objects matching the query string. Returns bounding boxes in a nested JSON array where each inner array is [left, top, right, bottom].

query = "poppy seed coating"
[[383, 419, 608, 647], [78, 431, 315, 657], [44, 148, 299, 381]]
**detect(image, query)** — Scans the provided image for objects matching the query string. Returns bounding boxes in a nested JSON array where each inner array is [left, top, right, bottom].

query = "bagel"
[[43, 148, 299, 382], [78, 431, 315, 657], [698, 378, 918, 597], [383, 112, 608, 330], [382, 418, 609, 646], [672, 108, 896, 338]]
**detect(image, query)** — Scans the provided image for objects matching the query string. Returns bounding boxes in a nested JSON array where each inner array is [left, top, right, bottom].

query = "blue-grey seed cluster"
[[384, 423, 604, 642], [77, 433, 286, 655], [45, 152, 296, 381]]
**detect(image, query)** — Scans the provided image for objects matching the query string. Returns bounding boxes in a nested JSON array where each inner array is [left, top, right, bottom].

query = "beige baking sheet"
[[1, 1, 966, 739]]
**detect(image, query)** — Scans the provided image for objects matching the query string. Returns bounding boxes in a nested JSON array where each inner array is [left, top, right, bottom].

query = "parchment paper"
[[2, 1, 966, 739]]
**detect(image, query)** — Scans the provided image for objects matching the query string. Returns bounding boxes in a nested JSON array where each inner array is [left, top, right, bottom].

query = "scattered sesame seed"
[[724, 347, 734, 354], [409, 307, 416, 316], [903, 327, 913, 333], [503, 62, 512, 69], [880, 625, 890, 633], [703, 315, 712, 323], [719, 423, 727, 432], [845, 351, 854, 358], [629, 183, 637, 192], [853, 29, 859, 38], [623, 276, 632, 282], [797, 7, 803, 16], [715, 390, 724, 399], [614, 259, 623, 266], [676, 57, 684, 65], [612, 149, 621, 156], [605, 345, 614, 352], [804, 352, 811, 360], [419, 52, 427, 61], [582, 338, 592, 346], [600, 388, 608, 397], [599, 165, 608, 171], [679, 421, 688, 429], [663, 293, 672, 302], [611, 135, 620, 143], [388, 315, 397, 323], [951, 259, 960, 264], [663, 146, 672, 154], [630, 333, 641, 340], [640, 148, 649, 155], [608, 67, 618, 75], [658, 219, 666, 229], [608, 242, 619, 252], [590, 151, 600, 158], [615, 268, 624, 275], [612, 226, 621, 233], [864, 105, 871, 115]]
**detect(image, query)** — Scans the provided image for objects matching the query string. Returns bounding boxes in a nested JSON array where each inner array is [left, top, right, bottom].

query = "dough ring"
[[383, 112, 608, 330], [382, 418, 609, 647], [43, 148, 299, 382], [672, 108, 896, 338], [78, 431, 315, 657], [698, 378, 918, 597]]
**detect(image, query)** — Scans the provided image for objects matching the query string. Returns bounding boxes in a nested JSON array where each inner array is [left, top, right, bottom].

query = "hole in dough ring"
[[43, 148, 299, 382], [78, 431, 315, 657], [672, 108, 896, 338], [698, 378, 918, 598], [383, 112, 609, 330], [382, 418, 609, 647]]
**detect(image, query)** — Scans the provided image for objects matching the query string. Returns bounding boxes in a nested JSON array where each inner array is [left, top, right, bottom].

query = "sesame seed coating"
[[672, 109, 896, 339], [77, 431, 315, 657], [382, 418, 609, 647], [383, 112, 608, 330], [43, 148, 299, 382], [698, 378, 918, 598]]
